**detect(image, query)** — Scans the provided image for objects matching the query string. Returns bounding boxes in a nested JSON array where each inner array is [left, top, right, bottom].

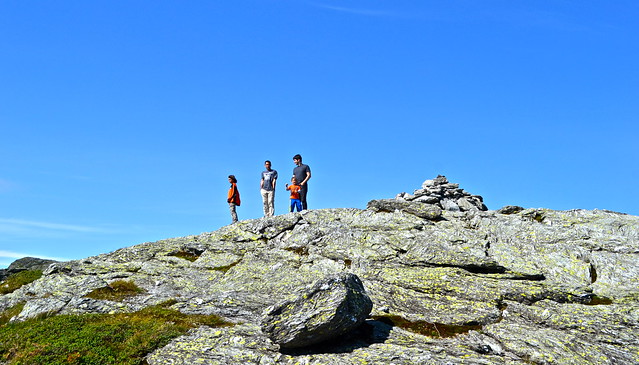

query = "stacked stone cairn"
[[395, 175, 488, 212]]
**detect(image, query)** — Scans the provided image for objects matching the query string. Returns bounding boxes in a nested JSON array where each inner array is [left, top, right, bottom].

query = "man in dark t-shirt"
[[292, 154, 311, 210]]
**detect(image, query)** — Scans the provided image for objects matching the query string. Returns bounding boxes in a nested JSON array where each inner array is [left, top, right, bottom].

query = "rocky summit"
[[1, 176, 639, 364]]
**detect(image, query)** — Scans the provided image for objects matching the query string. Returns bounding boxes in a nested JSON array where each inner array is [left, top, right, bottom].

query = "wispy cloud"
[[0, 218, 110, 234], [307, 1, 410, 18], [306, 1, 595, 33], [0, 250, 68, 263]]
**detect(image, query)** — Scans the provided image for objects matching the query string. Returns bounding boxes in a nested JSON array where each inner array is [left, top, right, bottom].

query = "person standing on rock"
[[286, 176, 303, 213], [260, 160, 278, 217], [227, 175, 241, 223], [292, 154, 311, 210]]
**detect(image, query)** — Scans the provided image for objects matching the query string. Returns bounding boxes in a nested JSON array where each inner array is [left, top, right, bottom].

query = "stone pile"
[[396, 175, 487, 212]]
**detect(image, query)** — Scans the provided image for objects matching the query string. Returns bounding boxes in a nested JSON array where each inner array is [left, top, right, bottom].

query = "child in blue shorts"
[[285, 176, 302, 212]]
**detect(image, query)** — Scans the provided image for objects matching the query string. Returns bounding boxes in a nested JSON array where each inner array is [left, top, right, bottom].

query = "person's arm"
[[260, 173, 264, 189], [228, 185, 235, 202], [301, 167, 311, 186], [271, 176, 277, 190]]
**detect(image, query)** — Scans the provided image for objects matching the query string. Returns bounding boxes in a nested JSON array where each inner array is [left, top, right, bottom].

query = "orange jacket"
[[286, 184, 301, 200], [228, 183, 241, 206]]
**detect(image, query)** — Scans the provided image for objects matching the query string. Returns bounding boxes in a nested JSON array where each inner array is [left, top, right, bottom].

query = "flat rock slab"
[[261, 272, 373, 349]]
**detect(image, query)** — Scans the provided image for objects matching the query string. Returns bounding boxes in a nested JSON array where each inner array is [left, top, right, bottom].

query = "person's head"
[[264, 160, 272, 170], [228, 175, 237, 183], [291, 176, 298, 184], [293, 154, 302, 166]]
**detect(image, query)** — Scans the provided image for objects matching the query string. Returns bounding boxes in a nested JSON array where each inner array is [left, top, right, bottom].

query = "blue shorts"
[[290, 199, 302, 212]]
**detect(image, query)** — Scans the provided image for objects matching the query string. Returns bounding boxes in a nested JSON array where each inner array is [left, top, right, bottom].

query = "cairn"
[[395, 175, 487, 212]]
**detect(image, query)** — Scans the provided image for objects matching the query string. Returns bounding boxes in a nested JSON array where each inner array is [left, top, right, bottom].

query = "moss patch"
[[169, 250, 201, 262], [373, 315, 482, 338], [585, 295, 613, 305], [0, 302, 233, 365], [0, 270, 43, 295], [85, 280, 144, 301], [211, 259, 242, 273]]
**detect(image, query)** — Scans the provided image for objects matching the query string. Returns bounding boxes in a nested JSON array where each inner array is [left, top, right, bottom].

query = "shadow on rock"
[[278, 319, 392, 355]]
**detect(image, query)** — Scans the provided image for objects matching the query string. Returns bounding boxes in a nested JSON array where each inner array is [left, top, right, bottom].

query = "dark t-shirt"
[[293, 164, 310, 186], [261, 169, 278, 191]]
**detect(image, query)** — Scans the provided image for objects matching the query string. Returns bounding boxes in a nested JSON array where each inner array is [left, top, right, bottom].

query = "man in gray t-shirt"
[[292, 154, 311, 210], [260, 160, 278, 217]]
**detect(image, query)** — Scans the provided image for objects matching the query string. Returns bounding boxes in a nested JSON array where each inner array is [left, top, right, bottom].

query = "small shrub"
[[0, 302, 25, 326], [0, 303, 233, 365], [85, 280, 144, 301], [0, 270, 43, 295]]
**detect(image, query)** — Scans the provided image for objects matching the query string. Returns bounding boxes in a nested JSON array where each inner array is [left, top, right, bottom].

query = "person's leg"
[[229, 203, 238, 223], [300, 185, 308, 210], [267, 190, 275, 216], [290, 199, 294, 213], [294, 199, 302, 212], [260, 189, 269, 216]]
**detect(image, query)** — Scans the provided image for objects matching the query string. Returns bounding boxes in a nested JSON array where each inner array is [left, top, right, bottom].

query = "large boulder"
[[261, 272, 373, 349]]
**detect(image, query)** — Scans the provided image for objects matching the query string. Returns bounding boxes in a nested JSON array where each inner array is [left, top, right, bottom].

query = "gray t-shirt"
[[261, 169, 278, 191], [293, 164, 310, 186]]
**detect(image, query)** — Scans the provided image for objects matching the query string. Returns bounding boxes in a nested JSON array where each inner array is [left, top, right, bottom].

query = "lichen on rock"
[[1, 177, 638, 364]]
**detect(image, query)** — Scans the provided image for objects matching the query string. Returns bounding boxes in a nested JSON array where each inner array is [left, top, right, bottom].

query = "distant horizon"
[[2, 185, 635, 269]]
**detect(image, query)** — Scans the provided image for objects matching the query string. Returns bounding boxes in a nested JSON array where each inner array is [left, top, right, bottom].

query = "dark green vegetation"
[[373, 315, 483, 338], [85, 280, 144, 301], [0, 270, 42, 295], [168, 250, 201, 262], [0, 303, 25, 326], [0, 301, 233, 365], [211, 259, 242, 273]]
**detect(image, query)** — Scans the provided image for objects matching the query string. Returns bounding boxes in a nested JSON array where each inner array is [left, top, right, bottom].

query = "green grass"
[[84, 280, 145, 301], [0, 303, 25, 326], [0, 301, 233, 365], [0, 270, 43, 295]]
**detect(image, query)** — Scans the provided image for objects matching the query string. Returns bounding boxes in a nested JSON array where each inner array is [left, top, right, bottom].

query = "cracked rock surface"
[[1, 179, 638, 364]]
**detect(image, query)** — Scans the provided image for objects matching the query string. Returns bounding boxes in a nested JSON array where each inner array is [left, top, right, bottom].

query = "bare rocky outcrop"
[[1, 178, 638, 364], [262, 272, 373, 348]]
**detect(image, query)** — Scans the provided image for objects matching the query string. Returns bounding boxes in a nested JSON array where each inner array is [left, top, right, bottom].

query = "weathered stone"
[[1, 182, 638, 364], [366, 199, 442, 220], [413, 195, 440, 204], [497, 205, 525, 214], [433, 175, 448, 185], [261, 272, 373, 348], [457, 197, 479, 211], [440, 198, 460, 211]]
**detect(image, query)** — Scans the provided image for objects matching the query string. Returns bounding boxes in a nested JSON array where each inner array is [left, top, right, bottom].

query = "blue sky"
[[1, 1, 637, 268]]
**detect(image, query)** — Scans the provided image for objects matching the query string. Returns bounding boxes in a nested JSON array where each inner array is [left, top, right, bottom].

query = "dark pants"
[[300, 184, 308, 210]]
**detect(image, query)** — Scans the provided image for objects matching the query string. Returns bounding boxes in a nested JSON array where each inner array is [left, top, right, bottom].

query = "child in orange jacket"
[[227, 175, 241, 223], [285, 176, 302, 213]]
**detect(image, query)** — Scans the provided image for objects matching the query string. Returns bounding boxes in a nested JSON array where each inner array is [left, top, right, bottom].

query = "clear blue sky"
[[1, 1, 637, 268]]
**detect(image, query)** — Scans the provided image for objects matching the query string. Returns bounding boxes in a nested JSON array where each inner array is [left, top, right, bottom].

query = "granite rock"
[[1, 181, 638, 364]]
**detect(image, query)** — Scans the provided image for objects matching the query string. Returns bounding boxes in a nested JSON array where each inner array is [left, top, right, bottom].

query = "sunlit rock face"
[[2, 177, 639, 364]]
